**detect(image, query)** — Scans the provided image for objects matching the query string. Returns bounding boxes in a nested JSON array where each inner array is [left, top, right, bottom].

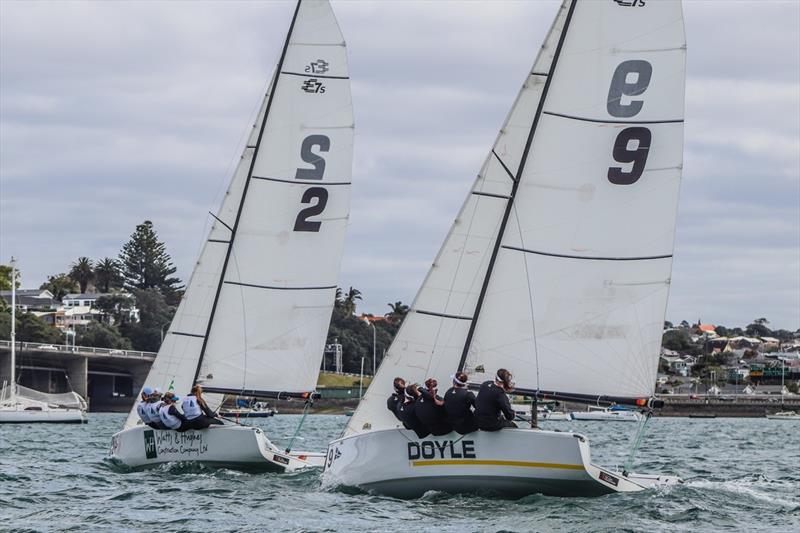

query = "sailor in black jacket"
[[386, 377, 406, 422], [415, 378, 453, 436], [397, 384, 430, 439], [443, 372, 478, 434], [474, 369, 518, 431]]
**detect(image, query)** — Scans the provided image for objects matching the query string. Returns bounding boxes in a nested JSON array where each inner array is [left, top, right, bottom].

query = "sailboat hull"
[[0, 409, 86, 424], [322, 428, 679, 498], [109, 424, 324, 472]]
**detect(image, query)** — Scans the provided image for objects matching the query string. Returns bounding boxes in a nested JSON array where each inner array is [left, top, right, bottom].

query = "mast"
[[458, 0, 577, 371], [10, 256, 16, 401], [192, 0, 304, 385]]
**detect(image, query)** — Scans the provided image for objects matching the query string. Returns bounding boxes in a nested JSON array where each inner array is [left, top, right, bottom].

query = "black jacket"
[[386, 392, 403, 422], [444, 386, 478, 434], [474, 381, 515, 430], [415, 389, 453, 436], [397, 398, 430, 439]]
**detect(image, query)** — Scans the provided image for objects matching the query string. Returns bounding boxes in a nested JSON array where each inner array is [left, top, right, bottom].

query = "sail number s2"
[[606, 60, 652, 185], [294, 135, 330, 232]]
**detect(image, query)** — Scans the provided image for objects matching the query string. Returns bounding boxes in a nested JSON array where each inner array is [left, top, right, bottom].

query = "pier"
[[0, 340, 156, 411]]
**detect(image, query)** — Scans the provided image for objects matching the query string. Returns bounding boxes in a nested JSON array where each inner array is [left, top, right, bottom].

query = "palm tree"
[[69, 257, 94, 293], [386, 301, 409, 323], [334, 286, 344, 309], [94, 257, 122, 293], [342, 287, 362, 316]]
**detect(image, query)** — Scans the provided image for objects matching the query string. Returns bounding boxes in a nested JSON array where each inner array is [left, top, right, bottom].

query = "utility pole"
[[10, 257, 16, 401]]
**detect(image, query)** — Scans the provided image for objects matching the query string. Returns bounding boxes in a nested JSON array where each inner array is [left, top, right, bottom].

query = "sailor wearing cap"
[[136, 386, 154, 425], [144, 389, 167, 429], [158, 392, 190, 432]]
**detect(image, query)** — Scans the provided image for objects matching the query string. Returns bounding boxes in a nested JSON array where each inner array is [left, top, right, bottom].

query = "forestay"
[[125, 0, 353, 429], [345, 0, 684, 437]]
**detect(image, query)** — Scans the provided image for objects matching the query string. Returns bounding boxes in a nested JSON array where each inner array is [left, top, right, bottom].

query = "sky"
[[1, 0, 798, 331]]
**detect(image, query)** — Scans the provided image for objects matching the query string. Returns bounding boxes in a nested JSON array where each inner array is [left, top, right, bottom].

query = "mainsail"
[[346, 0, 685, 437], [125, 0, 353, 428]]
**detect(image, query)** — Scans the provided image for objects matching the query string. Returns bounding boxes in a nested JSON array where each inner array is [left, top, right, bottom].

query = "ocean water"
[[0, 414, 797, 532]]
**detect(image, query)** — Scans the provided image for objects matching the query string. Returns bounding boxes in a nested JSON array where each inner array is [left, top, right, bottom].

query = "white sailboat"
[[570, 406, 641, 422], [1, 258, 88, 424], [109, 0, 353, 471], [323, 0, 685, 497]]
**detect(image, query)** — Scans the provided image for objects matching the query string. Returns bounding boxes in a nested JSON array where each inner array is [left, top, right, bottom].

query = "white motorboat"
[[109, 0, 353, 472], [570, 406, 641, 422], [220, 402, 278, 419], [766, 411, 800, 420], [323, 0, 686, 497], [0, 258, 88, 424], [512, 403, 570, 422]]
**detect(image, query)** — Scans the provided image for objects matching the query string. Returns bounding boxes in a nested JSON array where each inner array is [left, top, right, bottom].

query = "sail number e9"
[[294, 135, 330, 232], [607, 60, 652, 185]]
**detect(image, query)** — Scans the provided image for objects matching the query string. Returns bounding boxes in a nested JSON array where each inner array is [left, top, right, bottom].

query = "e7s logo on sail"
[[613, 0, 646, 6]]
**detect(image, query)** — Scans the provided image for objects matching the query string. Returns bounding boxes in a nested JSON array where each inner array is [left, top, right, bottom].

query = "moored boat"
[[766, 411, 800, 420], [570, 406, 641, 422]]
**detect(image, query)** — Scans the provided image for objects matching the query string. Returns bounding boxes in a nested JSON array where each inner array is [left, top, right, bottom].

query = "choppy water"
[[0, 414, 797, 532]]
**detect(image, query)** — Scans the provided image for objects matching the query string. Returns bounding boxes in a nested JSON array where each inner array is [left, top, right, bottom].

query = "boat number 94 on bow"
[[408, 439, 476, 461]]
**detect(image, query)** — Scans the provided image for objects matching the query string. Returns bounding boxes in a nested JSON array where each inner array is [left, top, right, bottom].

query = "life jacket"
[[181, 395, 202, 420], [159, 404, 182, 430], [136, 401, 150, 423], [146, 400, 164, 422]]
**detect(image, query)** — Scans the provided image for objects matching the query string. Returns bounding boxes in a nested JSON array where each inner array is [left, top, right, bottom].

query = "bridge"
[[0, 341, 157, 412]]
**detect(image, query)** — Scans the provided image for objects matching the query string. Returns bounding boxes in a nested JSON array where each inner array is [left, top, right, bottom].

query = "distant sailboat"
[[323, 0, 685, 497], [109, 0, 353, 471], [0, 258, 88, 424]]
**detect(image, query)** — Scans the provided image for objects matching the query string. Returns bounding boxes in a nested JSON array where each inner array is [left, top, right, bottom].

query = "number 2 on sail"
[[294, 134, 330, 232], [607, 60, 652, 185]]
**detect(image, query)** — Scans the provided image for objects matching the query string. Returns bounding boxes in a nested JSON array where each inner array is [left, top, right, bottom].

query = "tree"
[[76, 322, 131, 349], [662, 329, 694, 352], [663, 321, 673, 329], [385, 301, 409, 324], [40, 273, 78, 301], [746, 318, 773, 338], [342, 287, 362, 316], [120, 288, 175, 351], [95, 292, 136, 326], [119, 220, 182, 300], [69, 257, 94, 293], [0, 312, 62, 344], [94, 257, 123, 293], [0, 264, 21, 291]]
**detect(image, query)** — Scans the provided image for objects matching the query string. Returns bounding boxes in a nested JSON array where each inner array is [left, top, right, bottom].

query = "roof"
[[64, 293, 101, 300], [760, 337, 780, 343], [698, 324, 716, 332], [0, 289, 54, 298]]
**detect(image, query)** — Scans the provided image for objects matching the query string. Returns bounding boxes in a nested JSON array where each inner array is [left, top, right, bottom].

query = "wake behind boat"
[[323, 0, 686, 497], [109, 0, 353, 472]]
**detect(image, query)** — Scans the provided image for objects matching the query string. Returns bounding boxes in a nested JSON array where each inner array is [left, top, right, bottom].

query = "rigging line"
[[491, 150, 517, 182], [511, 205, 541, 388], [285, 399, 313, 453], [208, 212, 233, 232], [623, 410, 652, 476], [458, 0, 578, 372], [192, 0, 303, 385], [543, 111, 683, 125], [415, 310, 472, 321]]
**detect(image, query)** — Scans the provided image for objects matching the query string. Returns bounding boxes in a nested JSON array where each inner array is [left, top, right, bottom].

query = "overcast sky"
[[1, 0, 798, 331]]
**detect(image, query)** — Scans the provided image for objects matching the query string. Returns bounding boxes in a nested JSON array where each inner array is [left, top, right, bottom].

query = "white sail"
[[124, 0, 352, 428], [345, 0, 684, 437], [198, 0, 353, 397]]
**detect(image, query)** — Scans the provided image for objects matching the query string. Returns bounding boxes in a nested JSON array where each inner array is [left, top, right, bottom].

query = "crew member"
[[474, 368, 518, 431], [182, 385, 224, 429], [136, 386, 154, 425], [158, 392, 190, 432], [145, 390, 167, 429], [415, 378, 453, 436], [444, 372, 478, 434], [387, 377, 406, 422], [397, 384, 430, 439]]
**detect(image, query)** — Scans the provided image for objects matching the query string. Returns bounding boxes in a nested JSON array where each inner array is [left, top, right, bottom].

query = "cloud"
[[1, 0, 798, 330]]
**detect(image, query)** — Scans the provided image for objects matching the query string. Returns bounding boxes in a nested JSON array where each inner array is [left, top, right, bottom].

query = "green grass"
[[317, 372, 373, 388]]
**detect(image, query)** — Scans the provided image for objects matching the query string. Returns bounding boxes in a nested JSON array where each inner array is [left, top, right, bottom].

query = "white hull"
[[766, 412, 800, 420], [109, 424, 324, 472], [570, 410, 641, 422], [0, 408, 86, 424], [322, 428, 679, 498]]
